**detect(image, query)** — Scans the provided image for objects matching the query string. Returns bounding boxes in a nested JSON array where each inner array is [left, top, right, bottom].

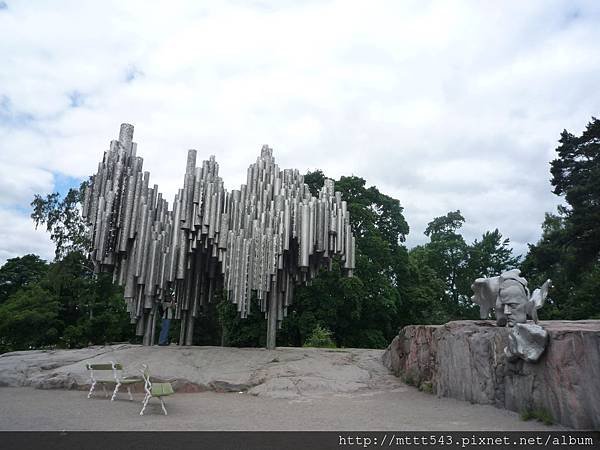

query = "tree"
[[0, 254, 48, 304], [0, 252, 134, 352], [216, 295, 266, 347], [0, 284, 62, 353], [522, 118, 600, 320], [466, 229, 521, 279], [304, 169, 326, 197], [423, 211, 468, 313], [42, 251, 133, 348], [404, 246, 448, 324], [419, 212, 520, 320], [280, 263, 366, 347], [550, 118, 600, 265], [31, 182, 90, 260], [279, 174, 411, 348]]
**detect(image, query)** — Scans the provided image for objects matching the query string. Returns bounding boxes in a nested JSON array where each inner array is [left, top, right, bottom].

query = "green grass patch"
[[520, 408, 554, 426], [418, 381, 434, 394]]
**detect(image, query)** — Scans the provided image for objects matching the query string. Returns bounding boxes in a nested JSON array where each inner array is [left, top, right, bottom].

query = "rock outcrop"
[[382, 320, 600, 429], [0, 345, 399, 400]]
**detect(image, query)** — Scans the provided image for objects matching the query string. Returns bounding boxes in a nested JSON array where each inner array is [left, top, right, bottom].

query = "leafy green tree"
[[42, 251, 133, 348], [0, 284, 62, 353], [418, 212, 520, 321], [0, 252, 134, 353], [404, 246, 448, 324], [0, 254, 48, 304], [31, 182, 90, 260], [216, 295, 266, 347], [422, 211, 468, 315], [522, 118, 600, 320], [550, 118, 600, 266], [522, 211, 600, 320], [279, 175, 411, 348], [466, 229, 521, 279], [304, 169, 326, 197], [0, 203, 136, 354], [280, 265, 365, 347]]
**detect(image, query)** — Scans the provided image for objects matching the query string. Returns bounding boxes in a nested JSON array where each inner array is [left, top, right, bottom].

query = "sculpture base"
[[382, 320, 600, 429]]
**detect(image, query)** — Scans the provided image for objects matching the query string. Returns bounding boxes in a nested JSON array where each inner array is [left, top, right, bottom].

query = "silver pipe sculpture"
[[82, 124, 356, 349]]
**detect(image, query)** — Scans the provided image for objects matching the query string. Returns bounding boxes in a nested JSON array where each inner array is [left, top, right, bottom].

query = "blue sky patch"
[[125, 65, 144, 82], [53, 173, 83, 197], [68, 90, 85, 108]]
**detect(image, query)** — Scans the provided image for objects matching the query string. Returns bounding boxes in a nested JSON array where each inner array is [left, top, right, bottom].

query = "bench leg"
[[159, 397, 168, 415], [87, 380, 97, 399], [140, 393, 151, 416], [127, 386, 133, 401], [111, 382, 121, 402], [101, 384, 109, 398]]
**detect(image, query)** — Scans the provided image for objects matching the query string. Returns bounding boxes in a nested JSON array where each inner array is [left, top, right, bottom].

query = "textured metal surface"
[[504, 323, 549, 362], [83, 124, 355, 347]]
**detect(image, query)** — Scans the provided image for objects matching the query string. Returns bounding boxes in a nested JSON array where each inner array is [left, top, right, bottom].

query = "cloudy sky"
[[1, 0, 599, 265]]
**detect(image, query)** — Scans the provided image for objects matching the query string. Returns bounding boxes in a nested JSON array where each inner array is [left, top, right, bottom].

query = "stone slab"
[[0, 345, 398, 400]]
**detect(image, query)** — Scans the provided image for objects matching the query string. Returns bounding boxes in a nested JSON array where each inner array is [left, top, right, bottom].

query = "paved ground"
[[0, 386, 564, 431], [0, 345, 566, 430]]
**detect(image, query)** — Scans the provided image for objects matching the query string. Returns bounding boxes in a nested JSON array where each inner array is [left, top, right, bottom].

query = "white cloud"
[[0, 208, 54, 264], [0, 0, 599, 265]]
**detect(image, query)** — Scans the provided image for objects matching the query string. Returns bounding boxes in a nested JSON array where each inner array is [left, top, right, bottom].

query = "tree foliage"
[[0, 284, 61, 353], [278, 175, 411, 348], [549, 118, 600, 265], [423, 210, 468, 311], [522, 118, 600, 320], [31, 182, 90, 260], [0, 251, 134, 353], [1, 181, 137, 353], [412, 213, 520, 321], [303, 324, 336, 348], [0, 254, 48, 304]]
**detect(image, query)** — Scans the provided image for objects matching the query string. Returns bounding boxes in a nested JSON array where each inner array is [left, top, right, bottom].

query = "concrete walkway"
[[0, 386, 564, 431]]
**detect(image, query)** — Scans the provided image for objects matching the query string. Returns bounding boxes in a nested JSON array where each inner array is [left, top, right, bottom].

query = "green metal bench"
[[139, 364, 174, 415], [86, 361, 143, 401]]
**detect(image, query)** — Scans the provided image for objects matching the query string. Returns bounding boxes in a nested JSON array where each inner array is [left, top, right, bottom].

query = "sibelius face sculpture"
[[470, 269, 553, 362], [82, 123, 355, 348]]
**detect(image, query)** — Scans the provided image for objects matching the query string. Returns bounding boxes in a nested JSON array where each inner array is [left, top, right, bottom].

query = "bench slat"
[[151, 383, 174, 397]]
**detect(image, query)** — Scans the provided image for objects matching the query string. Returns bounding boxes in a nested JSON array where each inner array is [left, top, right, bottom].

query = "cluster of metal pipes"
[[82, 124, 355, 348]]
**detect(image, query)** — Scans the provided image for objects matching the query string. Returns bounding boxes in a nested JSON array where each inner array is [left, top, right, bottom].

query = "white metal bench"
[[139, 364, 175, 415], [86, 361, 143, 401]]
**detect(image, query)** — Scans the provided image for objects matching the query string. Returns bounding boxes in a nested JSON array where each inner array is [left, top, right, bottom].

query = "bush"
[[303, 324, 336, 348]]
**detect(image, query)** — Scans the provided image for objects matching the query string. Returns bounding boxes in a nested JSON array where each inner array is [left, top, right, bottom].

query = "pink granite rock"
[[382, 320, 600, 429]]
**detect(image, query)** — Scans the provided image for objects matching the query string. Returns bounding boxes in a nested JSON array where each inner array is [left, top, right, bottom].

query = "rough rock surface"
[[0, 345, 399, 400], [382, 320, 600, 429]]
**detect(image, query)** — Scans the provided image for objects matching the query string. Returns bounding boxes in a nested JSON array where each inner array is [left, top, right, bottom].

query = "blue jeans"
[[159, 318, 171, 345]]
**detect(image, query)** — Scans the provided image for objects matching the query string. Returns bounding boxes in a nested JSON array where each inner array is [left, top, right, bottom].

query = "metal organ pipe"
[[83, 125, 356, 348]]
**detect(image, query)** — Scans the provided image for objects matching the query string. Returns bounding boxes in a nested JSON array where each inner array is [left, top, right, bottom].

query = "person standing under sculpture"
[[158, 292, 175, 346]]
